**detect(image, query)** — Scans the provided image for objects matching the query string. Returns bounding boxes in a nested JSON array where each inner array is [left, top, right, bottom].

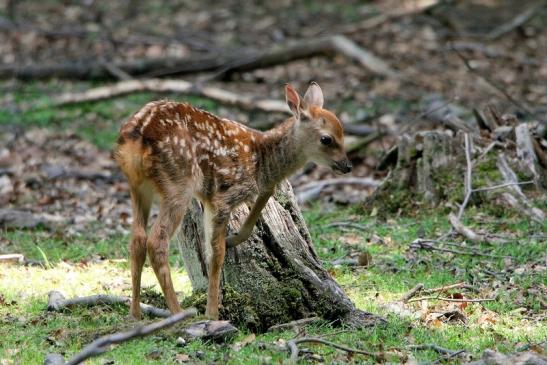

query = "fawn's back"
[[114, 100, 262, 203]]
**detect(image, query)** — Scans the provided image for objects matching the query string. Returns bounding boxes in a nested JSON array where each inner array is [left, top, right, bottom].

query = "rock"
[[182, 320, 238, 342], [465, 349, 547, 365], [0, 209, 44, 229], [43, 353, 65, 365]]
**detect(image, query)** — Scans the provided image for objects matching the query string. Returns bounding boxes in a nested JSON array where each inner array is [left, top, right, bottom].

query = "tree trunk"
[[176, 180, 383, 332]]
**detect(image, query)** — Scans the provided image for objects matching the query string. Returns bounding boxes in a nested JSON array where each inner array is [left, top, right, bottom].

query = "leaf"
[[340, 233, 362, 246], [451, 292, 468, 310], [358, 251, 372, 267], [174, 354, 190, 363], [145, 349, 162, 360], [231, 333, 256, 352], [432, 318, 442, 328], [477, 312, 497, 326]]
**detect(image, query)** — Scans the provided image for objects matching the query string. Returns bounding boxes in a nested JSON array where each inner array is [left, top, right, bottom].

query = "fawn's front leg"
[[226, 191, 272, 248], [205, 214, 228, 320]]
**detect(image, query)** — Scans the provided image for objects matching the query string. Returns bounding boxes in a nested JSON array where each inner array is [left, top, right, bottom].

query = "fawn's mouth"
[[331, 159, 353, 174]]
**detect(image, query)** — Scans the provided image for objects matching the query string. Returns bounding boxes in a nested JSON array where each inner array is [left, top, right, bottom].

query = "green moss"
[[363, 150, 522, 218]]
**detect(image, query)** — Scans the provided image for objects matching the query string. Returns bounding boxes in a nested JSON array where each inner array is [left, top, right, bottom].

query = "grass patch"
[[1, 207, 545, 364], [0, 81, 219, 149]]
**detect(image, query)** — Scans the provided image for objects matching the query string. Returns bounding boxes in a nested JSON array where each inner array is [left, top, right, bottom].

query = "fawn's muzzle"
[[332, 159, 352, 174]]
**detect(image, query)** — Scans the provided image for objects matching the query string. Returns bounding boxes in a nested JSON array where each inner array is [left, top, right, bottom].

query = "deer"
[[114, 82, 352, 320]]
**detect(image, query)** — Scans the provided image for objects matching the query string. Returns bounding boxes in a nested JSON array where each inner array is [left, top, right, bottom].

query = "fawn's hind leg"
[[147, 190, 192, 314], [129, 182, 153, 319]]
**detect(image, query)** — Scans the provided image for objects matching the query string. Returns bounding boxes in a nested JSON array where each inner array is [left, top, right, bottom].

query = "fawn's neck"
[[254, 118, 306, 189]]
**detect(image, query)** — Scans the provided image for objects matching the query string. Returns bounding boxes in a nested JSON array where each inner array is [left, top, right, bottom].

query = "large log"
[[176, 180, 383, 332]]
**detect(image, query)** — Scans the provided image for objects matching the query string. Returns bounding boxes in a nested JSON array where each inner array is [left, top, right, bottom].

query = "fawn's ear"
[[285, 84, 301, 120], [303, 82, 324, 109]]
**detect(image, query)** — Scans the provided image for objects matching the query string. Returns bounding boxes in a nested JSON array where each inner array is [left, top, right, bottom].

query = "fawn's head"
[[285, 82, 352, 174]]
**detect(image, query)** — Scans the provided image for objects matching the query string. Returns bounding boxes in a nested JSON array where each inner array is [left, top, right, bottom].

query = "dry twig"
[[452, 47, 538, 121], [45, 308, 197, 365], [287, 337, 383, 364], [407, 296, 495, 304], [422, 282, 479, 294], [409, 344, 464, 356], [1, 35, 399, 80], [48, 79, 289, 113], [401, 283, 424, 303], [448, 213, 483, 244], [411, 238, 506, 258], [487, 0, 547, 40]]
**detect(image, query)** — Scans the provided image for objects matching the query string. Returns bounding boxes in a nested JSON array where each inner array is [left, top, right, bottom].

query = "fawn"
[[114, 82, 352, 320]]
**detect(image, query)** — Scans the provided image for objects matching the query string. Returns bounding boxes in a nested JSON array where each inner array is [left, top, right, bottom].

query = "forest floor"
[[1, 204, 545, 364], [1, 0, 546, 364], [0, 112, 545, 363]]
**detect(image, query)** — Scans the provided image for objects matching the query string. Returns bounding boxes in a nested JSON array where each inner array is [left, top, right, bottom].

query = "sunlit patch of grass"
[[0, 207, 545, 364]]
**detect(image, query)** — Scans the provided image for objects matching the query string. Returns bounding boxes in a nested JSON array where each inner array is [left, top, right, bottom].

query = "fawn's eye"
[[320, 135, 333, 146]]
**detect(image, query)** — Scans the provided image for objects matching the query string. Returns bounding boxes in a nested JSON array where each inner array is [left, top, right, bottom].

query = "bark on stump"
[[176, 180, 383, 332], [365, 131, 465, 217]]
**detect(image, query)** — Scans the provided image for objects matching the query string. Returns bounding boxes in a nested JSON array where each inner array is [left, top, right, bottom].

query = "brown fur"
[[113, 83, 351, 319]]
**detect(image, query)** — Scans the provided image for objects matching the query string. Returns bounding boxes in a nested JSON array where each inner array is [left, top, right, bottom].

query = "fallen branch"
[[407, 296, 495, 304], [0, 208, 63, 230], [268, 317, 321, 332], [452, 47, 539, 121], [338, 0, 441, 35], [48, 79, 289, 113], [47, 290, 171, 318], [472, 181, 534, 193], [409, 344, 463, 356], [401, 283, 424, 303], [0, 253, 25, 264], [330, 258, 360, 266], [287, 337, 384, 364], [1, 35, 399, 80], [410, 239, 506, 258], [448, 213, 483, 244], [487, 0, 547, 40], [325, 222, 369, 231], [295, 177, 380, 203], [423, 282, 479, 294], [431, 349, 466, 364], [46, 78, 377, 137], [44, 308, 197, 365]]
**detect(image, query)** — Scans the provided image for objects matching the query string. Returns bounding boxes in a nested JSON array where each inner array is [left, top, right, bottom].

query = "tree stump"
[[365, 131, 465, 217], [365, 126, 546, 220], [176, 180, 383, 332]]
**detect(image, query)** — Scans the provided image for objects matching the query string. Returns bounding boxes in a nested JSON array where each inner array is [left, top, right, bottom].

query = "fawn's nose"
[[333, 159, 352, 174], [341, 159, 353, 173]]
